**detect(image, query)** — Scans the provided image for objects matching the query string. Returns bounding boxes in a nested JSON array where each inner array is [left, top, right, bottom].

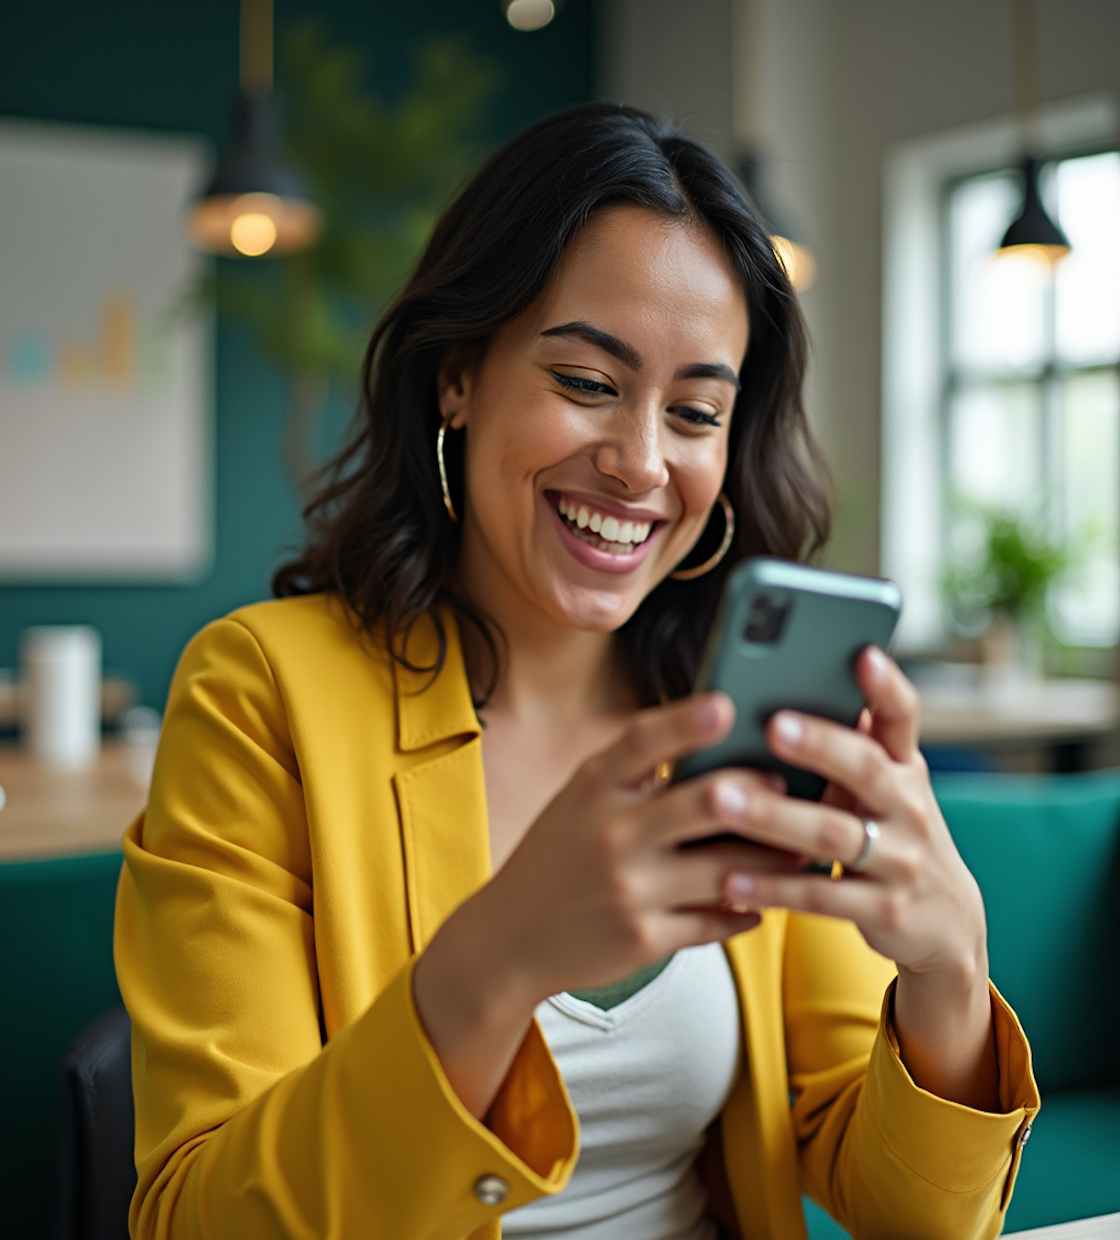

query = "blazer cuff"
[[866, 978, 1040, 1195], [350, 955, 578, 1232]]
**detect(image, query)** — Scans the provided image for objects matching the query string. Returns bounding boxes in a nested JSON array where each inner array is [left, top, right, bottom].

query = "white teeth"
[[557, 496, 655, 548]]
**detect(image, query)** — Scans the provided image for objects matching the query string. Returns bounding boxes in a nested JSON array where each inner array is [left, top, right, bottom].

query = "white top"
[[503, 942, 742, 1240]]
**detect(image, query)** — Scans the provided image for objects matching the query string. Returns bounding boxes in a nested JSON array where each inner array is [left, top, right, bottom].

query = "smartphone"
[[671, 557, 903, 801]]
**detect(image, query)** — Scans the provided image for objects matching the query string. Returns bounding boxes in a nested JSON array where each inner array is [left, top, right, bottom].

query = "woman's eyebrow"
[[540, 321, 644, 371], [676, 361, 741, 391], [540, 321, 740, 391]]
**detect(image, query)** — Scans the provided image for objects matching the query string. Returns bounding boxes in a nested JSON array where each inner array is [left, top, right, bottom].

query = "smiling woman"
[[440, 207, 749, 643], [114, 103, 1039, 1240], [271, 104, 828, 708]]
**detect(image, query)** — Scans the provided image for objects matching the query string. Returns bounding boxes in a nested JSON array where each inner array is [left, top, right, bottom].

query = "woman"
[[115, 104, 1038, 1240]]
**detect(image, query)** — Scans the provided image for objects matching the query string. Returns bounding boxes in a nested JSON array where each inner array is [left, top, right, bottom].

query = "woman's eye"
[[551, 371, 615, 397], [674, 406, 722, 428]]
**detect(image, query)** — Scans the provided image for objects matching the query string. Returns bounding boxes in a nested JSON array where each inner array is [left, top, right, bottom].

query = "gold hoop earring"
[[669, 493, 735, 580], [437, 416, 458, 524]]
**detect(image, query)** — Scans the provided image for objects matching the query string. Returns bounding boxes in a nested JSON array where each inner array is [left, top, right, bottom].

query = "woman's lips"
[[547, 495, 662, 574]]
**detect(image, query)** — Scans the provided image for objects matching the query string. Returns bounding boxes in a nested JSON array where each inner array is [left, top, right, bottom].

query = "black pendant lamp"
[[997, 0, 1070, 267], [998, 155, 1071, 265], [187, 0, 321, 258]]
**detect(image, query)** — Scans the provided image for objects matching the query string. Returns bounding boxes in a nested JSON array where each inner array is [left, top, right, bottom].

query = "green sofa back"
[[0, 850, 124, 1240], [933, 770, 1120, 1094]]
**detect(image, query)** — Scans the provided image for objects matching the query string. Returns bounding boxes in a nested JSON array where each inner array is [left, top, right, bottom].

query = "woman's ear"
[[437, 354, 475, 429]]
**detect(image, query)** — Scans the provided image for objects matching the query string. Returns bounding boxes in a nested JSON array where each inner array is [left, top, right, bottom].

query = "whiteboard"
[[0, 119, 212, 581]]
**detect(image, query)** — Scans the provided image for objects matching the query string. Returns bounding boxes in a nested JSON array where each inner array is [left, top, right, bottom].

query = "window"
[[942, 151, 1120, 646], [881, 100, 1120, 656]]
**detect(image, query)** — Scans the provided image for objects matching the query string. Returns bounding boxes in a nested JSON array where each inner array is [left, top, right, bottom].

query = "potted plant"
[[942, 501, 1075, 683]]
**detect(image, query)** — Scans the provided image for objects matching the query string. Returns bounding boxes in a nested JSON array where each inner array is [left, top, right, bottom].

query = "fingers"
[[651, 840, 805, 909], [601, 692, 735, 788], [705, 783, 876, 873], [721, 868, 880, 926], [643, 771, 890, 890], [857, 647, 921, 762], [639, 768, 783, 847], [671, 907, 763, 945], [764, 674, 922, 818]]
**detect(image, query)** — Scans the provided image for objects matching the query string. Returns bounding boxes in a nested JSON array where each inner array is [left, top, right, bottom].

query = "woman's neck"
[[452, 583, 636, 729], [485, 624, 634, 727]]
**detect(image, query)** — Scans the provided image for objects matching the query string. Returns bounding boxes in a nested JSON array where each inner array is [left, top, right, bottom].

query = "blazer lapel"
[[392, 613, 491, 952]]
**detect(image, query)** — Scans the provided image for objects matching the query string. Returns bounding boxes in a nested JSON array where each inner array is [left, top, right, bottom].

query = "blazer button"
[[474, 1174, 510, 1205]]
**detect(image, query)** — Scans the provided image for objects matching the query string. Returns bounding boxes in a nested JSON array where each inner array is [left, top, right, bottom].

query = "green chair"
[[0, 851, 124, 1240], [805, 769, 1120, 1237]]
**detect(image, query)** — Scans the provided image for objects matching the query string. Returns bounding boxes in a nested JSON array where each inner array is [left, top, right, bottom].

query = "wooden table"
[[0, 741, 150, 861], [917, 675, 1120, 770]]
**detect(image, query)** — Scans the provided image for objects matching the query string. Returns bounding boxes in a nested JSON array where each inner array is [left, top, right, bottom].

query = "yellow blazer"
[[114, 595, 1039, 1240]]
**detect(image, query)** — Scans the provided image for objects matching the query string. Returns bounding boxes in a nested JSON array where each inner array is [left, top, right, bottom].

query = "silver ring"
[[848, 818, 880, 874]]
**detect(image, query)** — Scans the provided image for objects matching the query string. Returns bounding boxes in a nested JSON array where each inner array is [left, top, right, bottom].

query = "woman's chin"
[[543, 576, 654, 634]]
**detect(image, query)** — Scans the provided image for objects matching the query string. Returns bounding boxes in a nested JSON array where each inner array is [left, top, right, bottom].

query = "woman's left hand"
[[717, 645, 999, 1110]]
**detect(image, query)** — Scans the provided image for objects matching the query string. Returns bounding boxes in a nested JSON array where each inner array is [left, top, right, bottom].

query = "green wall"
[[0, 0, 597, 710]]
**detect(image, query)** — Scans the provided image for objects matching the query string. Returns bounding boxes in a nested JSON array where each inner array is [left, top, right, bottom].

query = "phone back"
[[672, 558, 902, 799]]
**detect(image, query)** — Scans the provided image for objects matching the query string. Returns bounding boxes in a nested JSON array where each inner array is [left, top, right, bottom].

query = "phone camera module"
[[744, 592, 791, 644]]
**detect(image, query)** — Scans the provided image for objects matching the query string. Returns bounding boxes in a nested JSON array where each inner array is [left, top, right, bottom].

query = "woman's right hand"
[[412, 692, 800, 1118]]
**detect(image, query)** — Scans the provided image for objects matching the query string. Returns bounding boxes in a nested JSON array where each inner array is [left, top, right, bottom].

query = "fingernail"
[[727, 872, 754, 901], [773, 713, 803, 747], [695, 696, 721, 729], [867, 646, 888, 679], [716, 782, 749, 816]]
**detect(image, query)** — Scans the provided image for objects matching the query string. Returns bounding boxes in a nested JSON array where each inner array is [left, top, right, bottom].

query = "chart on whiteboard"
[[0, 119, 212, 581]]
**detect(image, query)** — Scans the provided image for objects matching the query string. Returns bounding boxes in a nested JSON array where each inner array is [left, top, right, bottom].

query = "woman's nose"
[[594, 408, 670, 493]]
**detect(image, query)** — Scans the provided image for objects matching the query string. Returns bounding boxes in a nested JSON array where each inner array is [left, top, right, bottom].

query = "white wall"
[[598, 0, 1120, 575], [598, 0, 735, 160]]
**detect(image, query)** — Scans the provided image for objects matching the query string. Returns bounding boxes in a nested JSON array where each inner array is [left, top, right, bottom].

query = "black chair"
[[54, 1007, 136, 1240]]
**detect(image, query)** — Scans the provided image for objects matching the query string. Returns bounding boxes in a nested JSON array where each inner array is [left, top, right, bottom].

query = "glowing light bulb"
[[230, 212, 278, 256], [505, 0, 555, 31], [993, 242, 1069, 271]]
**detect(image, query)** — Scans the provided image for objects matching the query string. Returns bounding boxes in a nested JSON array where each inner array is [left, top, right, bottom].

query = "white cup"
[[21, 626, 102, 769]]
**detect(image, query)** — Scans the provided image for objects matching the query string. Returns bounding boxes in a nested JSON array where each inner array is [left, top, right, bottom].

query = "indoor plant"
[[942, 500, 1075, 678]]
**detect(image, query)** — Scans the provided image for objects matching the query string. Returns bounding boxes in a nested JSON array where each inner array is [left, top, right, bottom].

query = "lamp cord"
[[240, 0, 273, 96], [1011, 0, 1042, 152]]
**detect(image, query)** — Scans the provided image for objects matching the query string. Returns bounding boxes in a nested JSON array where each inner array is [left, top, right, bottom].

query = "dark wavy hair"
[[273, 102, 831, 705]]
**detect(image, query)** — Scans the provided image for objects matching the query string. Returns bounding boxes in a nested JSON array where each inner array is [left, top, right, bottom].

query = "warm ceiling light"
[[188, 190, 319, 258], [738, 153, 817, 294], [997, 155, 1071, 268], [504, 0, 556, 31], [772, 235, 817, 293], [186, 0, 321, 258], [230, 210, 278, 257]]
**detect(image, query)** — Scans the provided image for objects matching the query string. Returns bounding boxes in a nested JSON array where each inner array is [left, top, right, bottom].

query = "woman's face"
[[442, 204, 749, 635]]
